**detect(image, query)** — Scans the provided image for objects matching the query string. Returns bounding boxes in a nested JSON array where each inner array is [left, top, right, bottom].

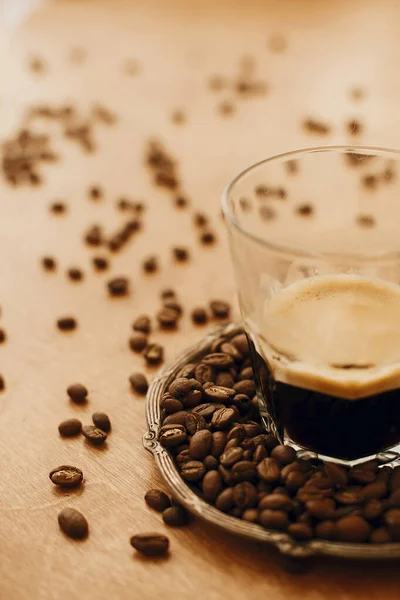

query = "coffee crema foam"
[[252, 274, 400, 400]]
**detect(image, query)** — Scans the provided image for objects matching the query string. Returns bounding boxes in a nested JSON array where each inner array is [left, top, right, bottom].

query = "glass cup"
[[222, 146, 400, 465]]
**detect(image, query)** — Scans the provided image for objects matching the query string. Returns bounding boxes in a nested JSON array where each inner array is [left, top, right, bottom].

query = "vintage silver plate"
[[144, 322, 400, 560]]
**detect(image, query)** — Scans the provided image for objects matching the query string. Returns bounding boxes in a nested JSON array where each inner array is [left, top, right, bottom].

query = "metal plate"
[[144, 322, 400, 560]]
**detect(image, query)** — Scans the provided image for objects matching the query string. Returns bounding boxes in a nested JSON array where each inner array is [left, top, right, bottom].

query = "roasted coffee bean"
[[238, 367, 253, 381], [130, 533, 169, 556], [232, 461, 257, 482], [285, 471, 308, 493], [191, 307, 208, 324], [145, 489, 171, 512], [264, 434, 280, 451], [335, 516, 371, 543], [85, 225, 103, 246], [194, 363, 215, 384], [243, 423, 263, 438], [203, 455, 219, 470], [335, 487, 364, 505], [306, 498, 336, 520], [370, 527, 392, 544], [288, 523, 313, 540], [253, 445, 268, 463], [185, 412, 207, 435], [181, 460, 206, 482], [315, 520, 336, 540], [58, 508, 88, 540], [297, 488, 330, 503], [57, 317, 77, 331], [178, 363, 196, 378], [219, 465, 234, 485], [335, 505, 361, 521], [162, 506, 188, 526], [218, 344, 241, 363], [271, 445, 297, 465], [242, 450, 253, 461], [50, 201, 67, 214], [189, 430, 213, 460], [227, 425, 245, 443], [163, 299, 183, 315], [183, 390, 203, 409], [215, 371, 236, 388], [202, 353, 234, 369], [160, 288, 176, 300], [193, 211, 208, 227], [67, 267, 83, 281], [233, 482, 258, 509], [204, 385, 236, 403], [259, 509, 288, 530], [202, 470, 223, 502], [67, 383, 88, 404], [210, 336, 229, 353], [225, 438, 240, 450], [324, 463, 349, 488], [82, 425, 107, 445], [129, 372, 149, 394], [157, 308, 179, 329], [133, 315, 151, 334], [211, 431, 227, 457], [230, 333, 249, 355], [129, 333, 148, 352], [233, 379, 255, 398], [92, 412, 111, 432], [92, 256, 109, 271], [242, 509, 259, 523], [376, 467, 392, 484], [384, 508, 400, 540], [273, 486, 290, 496], [162, 396, 184, 413], [50, 466, 83, 488], [107, 276, 129, 296], [159, 424, 186, 447], [200, 230, 216, 245], [169, 378, 193, 399], [143, 256, 158, 273], [363, 499, 383, 521], [220, 447, 244, 467], [388, 489, 400, 508], [192, 403, 218, 421], [176, 449, 191, 467], [58, 418, 82, 437], [363, 481, 387, 500], [349, 467, 376, 484], [42, 256, 56, 270], [229, 507, 242, 519], [209, 300, 231, 319], [258, 494, 293, 512], [172, 246, 189, 261], [257, 458, 281, 483], [163, 411, 190, 426], [211, 407, 237, 430], [144, 344, 164, 365]]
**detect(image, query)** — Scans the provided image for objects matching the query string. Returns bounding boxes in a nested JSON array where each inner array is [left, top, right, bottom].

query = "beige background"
[[1, 0, 400, 598]]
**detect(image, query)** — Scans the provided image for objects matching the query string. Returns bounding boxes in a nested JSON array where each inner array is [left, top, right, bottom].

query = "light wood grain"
[[1, 0, 400, 598]]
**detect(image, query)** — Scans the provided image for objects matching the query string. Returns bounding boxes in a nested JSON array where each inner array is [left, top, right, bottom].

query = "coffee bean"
[[184, 391, 204, 409], [242, 509, 259, 523], [179, 363, 196, 378], [259, 509, 288, 530], [271, 445, 297, 465], [168, 378, 193, 399], [288, 523, 313, 540], [335, 488, 364, 505], [363, 499, 383, 521], [144, 344, 164, 365], [57, 317, 77, 331], [159, 424, 187, 447], [58, 418, 82, 437], [389, 489, 400, 508], [191, 308, 208, 324], [349, 467, 376, 484], [50, 201, 67, 214], [82, 425, 107, 445], [233, 482, 258, 509], [107, 277, 129, 296], [315, 520, 336, 540], [204, 385, 236, 403], [211, 407, 237, 430], [211, 431, 227, 457], [232, 460, 257, 482], [92, 256, 109, 271], [130, 533, 169, 556], [58, 508, 88, 539], [92, 412, 111, 432], [285, 471, 308, 493], [215, 372, 236, 388], [384, 508, 400, 540], [181, 460, 206, 482], [129, 333, 148, 352], [335, 515, 371, 542], [189, 430, 213, 460], [306, 498, 336, 520], [324, 463, 349, 488], [219, 465, 234, 486], [157, 307, 180, 329], [172, 246, 189, 262], [192, 403, 218, 421], [142, 255, 158, 273], [67, 267, 83, 282], [67, 383, 88, 404], [233, 379, 255, 398], [133, 315, 151, 334], [243, 422, 263, 438], [176, 449, 191, 467], [370, 527, 392, 544], [160, 288, 176, 300], [162, 506, 188, 526], [89, 185, 102, 200], [227, 425, 245, 443], [230, 334, 249, 355], [145, 489, 171, 512], [257, 458, 281, 483], [50, 466, 83, 488], [203, 470, 223, 502], [85, 225, 103, 246], [194, 363, 215, 384], [363, 481, 387, 499], [215, 488, 234, 512], [163, 299, 183, 315], [258, 494, 293, 512], [193, 211, 208, 227], [203, 455, 219, 470], [209, 300, 230, 319], [334, 505, 362, 520], [42, 256, 56, 270], [162, 396, 184, 413], [163, 411, 190, 426], [220, 447, 244, 467], [202, 353, 234, 369], [200, 230, 216, 245], [225, 438, 240, 450], [253, 445, 268, 463], [129, 372, 149, 394], [264, 434, 280, 450]]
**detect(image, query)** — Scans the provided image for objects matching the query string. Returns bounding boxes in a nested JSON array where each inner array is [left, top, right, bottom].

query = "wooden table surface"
[[2, 0, 400, 598]]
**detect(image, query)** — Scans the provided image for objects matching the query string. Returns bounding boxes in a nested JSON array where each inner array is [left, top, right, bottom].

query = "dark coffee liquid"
[[249, 340, 400, 460]]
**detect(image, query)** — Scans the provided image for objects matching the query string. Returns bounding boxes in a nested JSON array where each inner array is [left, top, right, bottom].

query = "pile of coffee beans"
[[158, 330, 400, 544]]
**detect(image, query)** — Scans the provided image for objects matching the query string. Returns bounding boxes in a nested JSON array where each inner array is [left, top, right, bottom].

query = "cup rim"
[[221, 145, 400, 263]]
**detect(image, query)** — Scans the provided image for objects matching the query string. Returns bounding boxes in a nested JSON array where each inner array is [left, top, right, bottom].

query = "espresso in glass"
[[247, 273, 400, 461]]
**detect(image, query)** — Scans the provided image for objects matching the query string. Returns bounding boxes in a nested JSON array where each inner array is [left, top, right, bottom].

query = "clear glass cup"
[[222, 146, 400, 465]]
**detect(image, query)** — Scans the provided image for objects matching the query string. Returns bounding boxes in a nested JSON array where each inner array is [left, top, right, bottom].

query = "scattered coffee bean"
[[303, 118, 330, 135], [193, 212, 208, 227], [348, 119, 362, 135], [92, 412, 111, 432], [191, 307, 208, 325], [92, 256, 109, 271], [163, 299, 183, 315], [67, 267, 83, 281], [161, 288, 176, 300], [58, 508, 88, 539], [157, 307, 180, 329], [50, 201, 67, 214], [58, 418, 82, 437], [130, 533, 169, 556], [133, 315, 151, 334], [57, 317, 77, 331], [67, 383, 88, 404], [144, 343, 164, 365], [142, 255, 158, 273], [173, 247, 189, 262], [129, 372, 149, 394], [145, 489, 171, 512], [174, 194, 189, 208], [0, 328, 6, 344], [129, 333, 148, 353], [107, 277, 129, 296], [162, 506, 188, 526], [42, 256, 56, 271], [85, 225, 103, 246], [200, 230, 216, 245], [356, 214, 376, 228], [88, 185, 102, 200], [82, 425, 107, 445], [218, 100, 235, 116], [296, 203, 314, 217], [49, 466, 83, 488], [209, 300, 230, 319]]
